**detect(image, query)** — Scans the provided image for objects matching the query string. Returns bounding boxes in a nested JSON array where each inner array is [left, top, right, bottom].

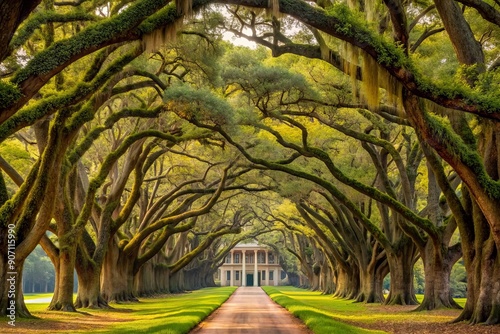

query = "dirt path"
[[190, 287, 311, 334]]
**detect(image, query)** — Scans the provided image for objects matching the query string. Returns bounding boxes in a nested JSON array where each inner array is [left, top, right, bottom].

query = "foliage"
[[413, 259, 425, 295], [23, 245, 55, 293], [1, 0, 500, 325], [164, 82, 235, 126], [0, 80, 22, 108], [450, 260, 467, 298]]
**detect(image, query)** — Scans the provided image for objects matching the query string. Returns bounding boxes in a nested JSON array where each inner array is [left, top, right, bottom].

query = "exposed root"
[[47, 302, 77, 312], [75, 295, 113, 309]]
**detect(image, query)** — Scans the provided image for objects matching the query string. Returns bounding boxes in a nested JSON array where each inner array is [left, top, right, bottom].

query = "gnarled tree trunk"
[[75, 254, 109, 308], [417, 241, 461, 310], [384, 240, 418, 305], [101, 237, 138, 302]]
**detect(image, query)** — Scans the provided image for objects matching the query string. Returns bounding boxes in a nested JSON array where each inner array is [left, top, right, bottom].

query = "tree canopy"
[[1, 0, 500, 327]]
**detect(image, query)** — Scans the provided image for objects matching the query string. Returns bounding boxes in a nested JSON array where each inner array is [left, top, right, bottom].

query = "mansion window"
[[269, 271, 274, 280], [262, 270, 266, 280], [258, 252, 266, 264], [236, 271, 240, 280], [226, 271, 231, 280], [225, 254, 231, 263], [234, 253, 240, 264], [268, 253, 275, 264]]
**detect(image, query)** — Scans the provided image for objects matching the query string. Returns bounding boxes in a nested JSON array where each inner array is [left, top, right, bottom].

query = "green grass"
[[9, 287, 236, 334], [95, 287, 236, 334], [263, 287, 467, 334], [454, 297, 466, 308], [263, 286, 385, 334], [12, 288, 468, 334]]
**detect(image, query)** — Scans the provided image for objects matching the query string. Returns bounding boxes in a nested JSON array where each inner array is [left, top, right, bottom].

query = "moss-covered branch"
[[73, 129, 180, 234], [196, 122, 396, 251], [9, 10, 99, 53], [0, 47, 142, 142], [66, 106, 165, 165], [249, 118, 439, 240], [1, 0, 179, 122], [126, 166, 229, 252], [215, 0, 500, 119], [168, 224, 241, 274]]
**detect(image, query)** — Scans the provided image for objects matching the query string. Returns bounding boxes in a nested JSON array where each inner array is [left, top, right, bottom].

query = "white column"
[[274, 269, 278, 286], [265, 251, 268, 286], [230, 250, 234, 264], [242, 250, 246, 286], [230, 269, 234, 286], [254, 250, 258, 286], [263, 269, 268, 286]]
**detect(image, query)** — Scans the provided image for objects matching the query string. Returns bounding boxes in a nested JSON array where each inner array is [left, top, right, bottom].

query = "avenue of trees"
[[0, 0, 499, 328]]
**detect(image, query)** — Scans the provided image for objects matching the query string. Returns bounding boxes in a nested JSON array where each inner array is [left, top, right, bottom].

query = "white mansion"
[[218, 242, 286, 286]]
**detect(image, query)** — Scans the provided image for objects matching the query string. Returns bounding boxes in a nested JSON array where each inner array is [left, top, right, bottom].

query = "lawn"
[[3, 287, 236, 334], [4, 287, 492, 334], [263, 286, 385, 334], [262, 287, 492, 334]]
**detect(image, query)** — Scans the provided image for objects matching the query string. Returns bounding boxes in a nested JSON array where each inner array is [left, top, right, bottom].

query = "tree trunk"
[[417, 242, 461, 310], [357, 265, 384, 303], [0, 259, 31, 320], [48, 242, 76, 311], [310, 264, 321, 291], [385, 246, 418, 305], [75, 261, 109, 309], [0, 1, 42, 63], [184, 267, 204, 290], [287, 272, 301, 287], [155, 265, 170, 292], [467, 236, 500, 324], [204, 269, 217, 287], [452, 121, 500, 324], [320, 264, 335, 295], [169, 270, 185, 293], [101, 239, 138, 303], [135, 260, 161, 296], [334, 265, 359, 299]]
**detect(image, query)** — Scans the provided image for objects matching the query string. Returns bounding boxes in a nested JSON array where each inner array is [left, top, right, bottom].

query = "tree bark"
[[75, 256, 109, 308], [384, 241, 419, 305], [48, 242, 76, 311], [0, 0, 42, 62], [0, 259, 31, 319], [417, 242, 461, 310], [101, 237, 138, 302]]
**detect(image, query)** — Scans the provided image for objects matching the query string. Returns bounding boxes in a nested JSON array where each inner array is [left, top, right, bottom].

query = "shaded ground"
[[190, 287, 312, 334], [2, 288, 235, 334], [4, 289, 500, 333], [1, 308, 134, 333], [349, 304, 500, 334]]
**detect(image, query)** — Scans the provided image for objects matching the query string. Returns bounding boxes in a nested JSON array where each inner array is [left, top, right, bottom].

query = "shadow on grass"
[[98, 307, 220, 334], [263, 287, 386, 334], [13, 287, 236, 334]]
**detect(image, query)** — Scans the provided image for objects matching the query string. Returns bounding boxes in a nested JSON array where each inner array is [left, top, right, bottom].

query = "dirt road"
[[190, 286, 311, 334]]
